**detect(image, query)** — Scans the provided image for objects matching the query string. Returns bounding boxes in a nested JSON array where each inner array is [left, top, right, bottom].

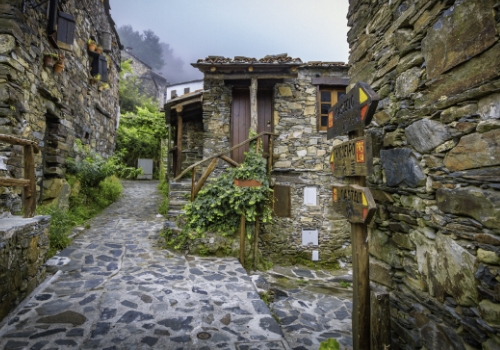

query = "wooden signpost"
[[330, 136, 373, 177], [328, 82, 379, 350]]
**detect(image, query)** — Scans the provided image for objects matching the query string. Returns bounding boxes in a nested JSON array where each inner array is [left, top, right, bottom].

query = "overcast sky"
[[109, 0, 350, 83]]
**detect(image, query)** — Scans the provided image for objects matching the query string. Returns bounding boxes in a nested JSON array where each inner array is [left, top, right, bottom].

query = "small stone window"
[[184, 87, 190, 94], [171, 90, 177, 99], [91, 54, 108, 82], [318, 87, 346, 131], [47, 0, 75, 50], [273, 185, 291, 217]]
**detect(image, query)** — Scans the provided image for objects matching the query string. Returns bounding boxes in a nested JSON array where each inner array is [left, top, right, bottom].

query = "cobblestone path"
[[0, 181, 290, 350]]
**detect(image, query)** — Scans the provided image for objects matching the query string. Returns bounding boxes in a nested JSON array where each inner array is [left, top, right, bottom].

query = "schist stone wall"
[[199, 66, 352, 266], [0, 216, 49, 321], [348, 0, 500, 349], [0, 0, 121, 216]]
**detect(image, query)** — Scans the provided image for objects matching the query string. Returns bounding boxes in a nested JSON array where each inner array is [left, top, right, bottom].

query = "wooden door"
[[257, 89, 273, 153], [231, 89, 251, 163]]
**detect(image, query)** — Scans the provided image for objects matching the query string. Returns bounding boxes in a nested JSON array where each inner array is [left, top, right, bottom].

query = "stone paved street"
[[0, 181, 354, 350]]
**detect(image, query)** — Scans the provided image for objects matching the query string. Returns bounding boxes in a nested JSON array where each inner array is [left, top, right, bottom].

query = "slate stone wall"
[[0, 0, 121, 216], [0, 216, 50, 321], [348, 0, 500, 348]]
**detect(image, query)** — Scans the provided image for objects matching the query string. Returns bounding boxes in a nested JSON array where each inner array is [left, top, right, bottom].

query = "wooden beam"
[[253, 215, 260, 270], [250, 77, 258, 133], [240, 214, 245, 266], [219, 155, 239, 167], [23, 145, 36, 218], [205, 73, 297, 80], [175, 114, 183, 178], [371, 290, 391, 350], [267, 134, 273, 174], [192, 157, 218, 199], [174, 131, 278, 181], [0, 178, 30, 187], [0, 134, 40, 153], [190, 167, 197, 202], [350, 128, 371, 350]]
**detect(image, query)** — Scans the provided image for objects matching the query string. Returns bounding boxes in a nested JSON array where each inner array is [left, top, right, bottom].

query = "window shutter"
[[273, 185, 291, 217], [47, 0, 58, 36], [91, 54, 108, 82], [57, 12, 75, 45]]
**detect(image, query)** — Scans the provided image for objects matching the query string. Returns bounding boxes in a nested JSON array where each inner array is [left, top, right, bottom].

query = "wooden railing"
[[0, 134, 40, 218], [173, 131, 278, 201]]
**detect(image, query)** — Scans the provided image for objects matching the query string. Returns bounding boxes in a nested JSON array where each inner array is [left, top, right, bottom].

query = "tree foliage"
[[118, 25, 165, 70]]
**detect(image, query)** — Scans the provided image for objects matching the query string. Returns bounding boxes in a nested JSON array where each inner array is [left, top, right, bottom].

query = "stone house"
[[121, 49, 167, 107], [348, 0, 500, 349], [165, 54, 351, 266], [166, 79, 204, 101], [0, 0, 122, 216]]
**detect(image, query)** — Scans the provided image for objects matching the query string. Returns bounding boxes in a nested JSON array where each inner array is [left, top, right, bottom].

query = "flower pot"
[[234, 179, 262, 187], [53, 63, 64, 73], [88, 43, 96, 51], [43, 55, 56, 68]]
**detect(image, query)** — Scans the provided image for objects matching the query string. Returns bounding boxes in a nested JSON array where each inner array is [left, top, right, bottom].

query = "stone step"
[[169, 181, 193, 190], [167, 209, 185, 218], [168, 200, 189, 210]]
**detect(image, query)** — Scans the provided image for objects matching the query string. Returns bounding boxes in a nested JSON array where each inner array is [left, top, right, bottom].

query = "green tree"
[[118, 25, 165, 70]]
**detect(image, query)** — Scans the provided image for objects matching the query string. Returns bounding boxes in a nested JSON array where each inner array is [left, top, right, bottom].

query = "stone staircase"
[[164, 179, 192, 233]]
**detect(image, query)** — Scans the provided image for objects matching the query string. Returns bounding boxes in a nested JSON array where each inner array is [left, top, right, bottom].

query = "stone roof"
[[303, 61, 349, 68], [196, 53, 302, 65]]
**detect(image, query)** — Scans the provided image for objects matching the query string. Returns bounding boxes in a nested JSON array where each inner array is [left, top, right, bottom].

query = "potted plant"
[[43, 53, 58, 68], [95, 45, 103, 54], [87, 39, 97, 51], [53, 54, 65, 73], [98, 82, 109, 91], [90, 73, 101, 84]]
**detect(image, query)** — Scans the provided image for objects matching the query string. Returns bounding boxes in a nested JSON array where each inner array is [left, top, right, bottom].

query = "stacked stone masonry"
[[0, 0, 121, 216], [0, 216, 49, 321], [191, 63, 352, 266], [348, 0, 500, 349]]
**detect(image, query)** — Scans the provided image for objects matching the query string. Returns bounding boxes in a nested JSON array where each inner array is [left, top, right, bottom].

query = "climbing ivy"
[[165, 148, 273, 249]]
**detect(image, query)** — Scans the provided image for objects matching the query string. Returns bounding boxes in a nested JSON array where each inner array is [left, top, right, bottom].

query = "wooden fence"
[[0, 134, 40, 218]]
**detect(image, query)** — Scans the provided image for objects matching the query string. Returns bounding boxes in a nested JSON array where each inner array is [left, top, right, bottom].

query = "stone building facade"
[[121, 49, 167, 107], [0, 0, 122, 216], [348, 0, 500, 349], [166, 55, 351, 266]]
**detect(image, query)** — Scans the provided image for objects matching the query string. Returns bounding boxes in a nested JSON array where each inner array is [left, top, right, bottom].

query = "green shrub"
[[99, 176, 123, 204], [319, 338, 340, 350]]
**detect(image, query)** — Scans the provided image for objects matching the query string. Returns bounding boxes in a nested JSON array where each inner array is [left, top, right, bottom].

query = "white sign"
[[312, 250, 319, 261], [302, 229, 318, 246], [304, 187, 317, 205]]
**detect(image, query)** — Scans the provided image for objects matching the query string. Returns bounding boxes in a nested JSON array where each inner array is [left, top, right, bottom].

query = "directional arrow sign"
[[327, 82, 379, 139], [330, 135, 373, 177], [332, 184, 376, 224]]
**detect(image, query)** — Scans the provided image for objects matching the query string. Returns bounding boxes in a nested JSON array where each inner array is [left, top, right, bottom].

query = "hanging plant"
[[53, 54, 65, 73], [90, 73, 101, 84], [98, 82, 110, 91], [43, 53, 59, 68], [87, 39, 97, 51], [95, 45, 103, 54]]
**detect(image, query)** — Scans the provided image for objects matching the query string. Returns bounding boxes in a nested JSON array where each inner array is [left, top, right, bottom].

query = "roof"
[[194, 54, 303, 65], [122, 50, 152, 70], [303, 61, 349, 68], [164, 90, 205, 123], [167, 79, 204, 88]]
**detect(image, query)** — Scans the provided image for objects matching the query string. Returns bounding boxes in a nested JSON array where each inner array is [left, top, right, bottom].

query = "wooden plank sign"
[[332, 184, 376, 223], [327, 82, 380, 139], [330, 135, 373, 177]]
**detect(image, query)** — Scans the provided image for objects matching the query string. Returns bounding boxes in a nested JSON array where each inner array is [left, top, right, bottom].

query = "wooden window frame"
[[317, 86, 346, 132], [47, 0, 75, 50]]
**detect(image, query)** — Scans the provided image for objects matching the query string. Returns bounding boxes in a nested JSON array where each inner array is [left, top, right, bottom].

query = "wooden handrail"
[[0, 134, 40, 153], [174, 131, 278, 181], [0, 133, 39, 217]]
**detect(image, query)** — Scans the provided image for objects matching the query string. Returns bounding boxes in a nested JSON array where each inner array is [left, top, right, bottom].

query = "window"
[[184, 87, 190, 94], [273, 185, 291, 217], [47, 0, 75, 49], [318, 87, 346, 131], [91, 54, 108, 82], [171, 90, 177, 99]]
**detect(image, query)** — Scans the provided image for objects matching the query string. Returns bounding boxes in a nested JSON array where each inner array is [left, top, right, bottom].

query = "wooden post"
[[256, 137, 261, 153], [250, 77, 258, 133], [190, 167, 197, 202], [253, 215, 260, 270], [351, 129, 370, 350], [240, 214, 246, 266], [23, 145, 36, 218], [175, 107, 183, 178], [267, 134, 273, 174], [371, 290, 391, 350]]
